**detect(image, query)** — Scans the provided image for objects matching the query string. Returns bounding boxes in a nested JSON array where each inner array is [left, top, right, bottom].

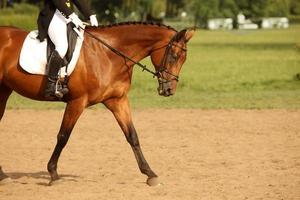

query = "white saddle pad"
[[19, 29, 84, 77]]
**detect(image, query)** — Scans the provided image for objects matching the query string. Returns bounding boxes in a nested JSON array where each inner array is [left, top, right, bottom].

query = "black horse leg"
[[104, 96, 160, 186], [125, 123, 158, 178], [0, 84, 12, 121], [0, 85, 12, 182], [47, 98, 86, 184]]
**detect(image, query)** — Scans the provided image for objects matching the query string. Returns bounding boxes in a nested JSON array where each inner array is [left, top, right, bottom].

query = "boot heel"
[[44, 78, 56, 98]]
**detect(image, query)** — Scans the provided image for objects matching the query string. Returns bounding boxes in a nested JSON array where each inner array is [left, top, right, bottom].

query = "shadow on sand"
[[2, 171, 80, 186]]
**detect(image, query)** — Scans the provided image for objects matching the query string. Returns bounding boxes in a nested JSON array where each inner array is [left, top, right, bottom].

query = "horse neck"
[[88, 25, 176, 61]]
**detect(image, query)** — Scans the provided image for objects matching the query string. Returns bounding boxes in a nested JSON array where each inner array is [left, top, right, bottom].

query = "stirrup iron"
[[54, 80, 69, 98]]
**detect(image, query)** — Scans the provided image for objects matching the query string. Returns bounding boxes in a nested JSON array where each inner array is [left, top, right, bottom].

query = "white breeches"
[[48, 10, 71, 58]]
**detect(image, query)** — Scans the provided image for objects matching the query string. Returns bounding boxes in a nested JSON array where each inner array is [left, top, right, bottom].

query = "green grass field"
[[1, 4, 300, 109], [128, 26, 300, 109], [0, 4, 39, 30]]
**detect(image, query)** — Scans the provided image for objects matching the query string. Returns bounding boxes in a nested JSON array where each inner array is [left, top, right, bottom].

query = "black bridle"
[[153, 32, 187, 83], [83, 28, 186, 83]]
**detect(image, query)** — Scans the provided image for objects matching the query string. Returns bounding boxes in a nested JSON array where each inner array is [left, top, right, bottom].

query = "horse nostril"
[[166, 88, 174, 96]]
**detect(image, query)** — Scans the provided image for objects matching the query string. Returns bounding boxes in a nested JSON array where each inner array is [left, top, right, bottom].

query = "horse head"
[[150, 28, 195, 97]]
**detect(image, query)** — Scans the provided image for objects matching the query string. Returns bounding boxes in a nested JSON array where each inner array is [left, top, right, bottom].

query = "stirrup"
[[54, 80, 69, 99]]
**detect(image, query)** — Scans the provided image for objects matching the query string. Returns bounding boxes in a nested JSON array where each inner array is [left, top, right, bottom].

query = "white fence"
[[207, 16, 289, 30]]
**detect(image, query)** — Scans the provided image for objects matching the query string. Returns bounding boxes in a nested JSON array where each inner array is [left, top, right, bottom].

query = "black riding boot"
[[44, 50, 68, 98]]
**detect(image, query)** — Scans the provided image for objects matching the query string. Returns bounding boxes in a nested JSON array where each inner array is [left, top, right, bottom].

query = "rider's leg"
[[48, 10, 69, 58], [44, 50, 64, 97], [45, 10, 69, 98]]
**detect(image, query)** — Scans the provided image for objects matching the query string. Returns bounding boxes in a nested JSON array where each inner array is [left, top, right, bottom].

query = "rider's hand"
[[89, 15, 99, 27], [69, 13, 84, 28]]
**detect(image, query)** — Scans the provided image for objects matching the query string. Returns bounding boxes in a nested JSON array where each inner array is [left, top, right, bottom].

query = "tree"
[[166, 0, 185, 17], [268, 0, 290, 17], [219, 0, 239, 17], [91, 0, 122, 23], [0, 0, 7, 9], [185, 0, 220, 26], [138, 0, 153, 20], [290, 0, 300, 15]]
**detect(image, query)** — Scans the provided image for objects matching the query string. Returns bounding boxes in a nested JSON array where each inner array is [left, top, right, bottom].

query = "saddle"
[[19, 24, 84, 82]]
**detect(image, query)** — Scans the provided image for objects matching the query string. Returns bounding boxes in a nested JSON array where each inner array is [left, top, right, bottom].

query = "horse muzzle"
[[157, 80, 174, 97]]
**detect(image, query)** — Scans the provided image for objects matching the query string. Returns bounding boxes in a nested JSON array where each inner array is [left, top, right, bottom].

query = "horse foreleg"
[[0, 85, 12, 183], [104, 96, 160, 186], [0, 84, 12, 121], [47, 97, 86, 185]]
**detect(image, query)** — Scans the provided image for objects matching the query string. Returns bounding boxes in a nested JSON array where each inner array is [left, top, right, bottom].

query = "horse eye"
[[172, 53, 178, 60], [168, 53, 177, 64]]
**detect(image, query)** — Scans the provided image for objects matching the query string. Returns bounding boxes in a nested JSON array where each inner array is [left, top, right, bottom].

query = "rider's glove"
[[89, 15, 99, 27], [69, 13, 84, 28]]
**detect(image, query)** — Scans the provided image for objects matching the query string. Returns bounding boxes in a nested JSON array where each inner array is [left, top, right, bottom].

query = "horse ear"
[[175, 29, 195, 43], [184, 29, 195, 43], [174, 29, 187, 42]]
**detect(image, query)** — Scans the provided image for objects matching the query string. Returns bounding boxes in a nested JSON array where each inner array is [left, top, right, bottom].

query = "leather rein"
[[83, 28, 187, 82]]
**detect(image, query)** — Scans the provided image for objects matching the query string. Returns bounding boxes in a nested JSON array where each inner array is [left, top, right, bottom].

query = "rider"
[[37, 0, 99, 97]]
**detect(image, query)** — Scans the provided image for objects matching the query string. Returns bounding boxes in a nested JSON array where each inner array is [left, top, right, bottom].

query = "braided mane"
[[91, 21, 177, 32]]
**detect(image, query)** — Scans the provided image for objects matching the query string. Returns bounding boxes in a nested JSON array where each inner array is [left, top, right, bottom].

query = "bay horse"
[[0, 22, 194, 186]]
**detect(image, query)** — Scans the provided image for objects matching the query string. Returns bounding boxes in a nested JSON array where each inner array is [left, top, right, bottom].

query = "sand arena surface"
[[0, 109, 299, 200]]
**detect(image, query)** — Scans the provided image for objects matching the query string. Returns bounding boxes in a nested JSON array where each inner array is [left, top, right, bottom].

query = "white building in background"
[[205, 12, 289, 30], [261, 17, 289, 29], [237, 12, 258, 30], [207, 18, 233, 30]]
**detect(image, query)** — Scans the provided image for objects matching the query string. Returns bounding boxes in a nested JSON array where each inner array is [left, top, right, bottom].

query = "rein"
[[83, 29, 159, 77], [82, 27, 184, 81]]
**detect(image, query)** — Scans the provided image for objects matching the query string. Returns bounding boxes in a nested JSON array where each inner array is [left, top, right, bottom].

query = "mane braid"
[[96, 21, 177, 32]]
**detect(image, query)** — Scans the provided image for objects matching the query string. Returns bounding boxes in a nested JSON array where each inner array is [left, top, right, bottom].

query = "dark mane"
[[87, 21, 177, 32]]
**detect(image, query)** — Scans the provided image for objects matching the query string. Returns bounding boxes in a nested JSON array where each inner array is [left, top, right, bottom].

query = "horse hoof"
[[146, 177, 162, 186]]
